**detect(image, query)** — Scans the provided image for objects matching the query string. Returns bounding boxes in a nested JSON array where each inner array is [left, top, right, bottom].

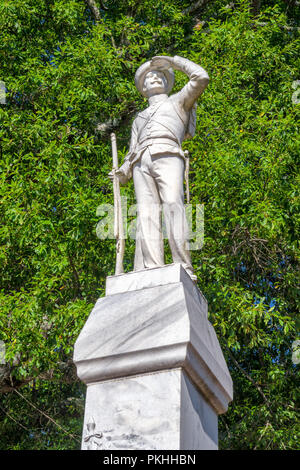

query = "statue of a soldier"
[[112, 55, 209, 281]]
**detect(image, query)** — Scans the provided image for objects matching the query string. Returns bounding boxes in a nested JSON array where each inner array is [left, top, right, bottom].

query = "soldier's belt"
[[138, 137, 180, 149]]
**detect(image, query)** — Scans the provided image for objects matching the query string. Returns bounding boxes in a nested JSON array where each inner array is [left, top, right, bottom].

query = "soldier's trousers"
[[132, 148, 195, 280]]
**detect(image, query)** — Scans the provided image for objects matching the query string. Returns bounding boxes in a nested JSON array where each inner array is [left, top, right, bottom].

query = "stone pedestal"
[[73, 264, 233, 450]]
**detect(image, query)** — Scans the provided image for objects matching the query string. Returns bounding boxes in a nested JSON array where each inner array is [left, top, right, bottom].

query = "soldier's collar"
[[148, 94, 168, 107]]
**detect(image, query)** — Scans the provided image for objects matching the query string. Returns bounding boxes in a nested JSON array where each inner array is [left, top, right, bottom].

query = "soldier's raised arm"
[[151, 55, 209, 111]]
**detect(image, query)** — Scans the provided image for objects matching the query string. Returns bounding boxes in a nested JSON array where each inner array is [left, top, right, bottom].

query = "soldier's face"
[[143, 70, 167, 97]]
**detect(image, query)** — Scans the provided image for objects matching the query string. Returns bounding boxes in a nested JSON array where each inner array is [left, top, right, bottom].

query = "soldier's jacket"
[[124, 57, 209, 174]]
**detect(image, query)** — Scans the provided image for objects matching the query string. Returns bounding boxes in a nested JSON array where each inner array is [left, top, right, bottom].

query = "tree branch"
[[0, 360, 78, 393], [226, 347, 272, 409], [250, 0, 261, 16], [84, 0, 101, 21], [0, 403, 31, 432], [13, 388, 81, 443], [253, 420, 271, 450], [182, 0, 210, 15], [100, 0, 108, 10], [67, 253, 82, 297], [84, 0, 116, 48], [256, 21, 300, 32]]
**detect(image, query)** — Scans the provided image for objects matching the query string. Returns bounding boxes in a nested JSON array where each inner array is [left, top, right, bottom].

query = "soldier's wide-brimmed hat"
[[135, 60, 175, 97]]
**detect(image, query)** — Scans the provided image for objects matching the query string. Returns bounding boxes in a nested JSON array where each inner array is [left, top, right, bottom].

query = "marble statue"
[[111, 55, 209, 281], [75, 60, 234, 451]]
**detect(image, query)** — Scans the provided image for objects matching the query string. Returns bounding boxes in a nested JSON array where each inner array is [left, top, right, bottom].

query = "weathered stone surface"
[[73, 264, 233, 449], [81, 369, 218, 450], [74, 264, 232, 415], [105, 263, 207, 310]]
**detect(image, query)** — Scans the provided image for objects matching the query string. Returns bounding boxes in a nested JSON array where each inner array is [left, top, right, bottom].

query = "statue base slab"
[[73, 264, 233, 450]]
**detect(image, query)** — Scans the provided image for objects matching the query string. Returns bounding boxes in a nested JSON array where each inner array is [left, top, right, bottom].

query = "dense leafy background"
[[0, 0, 299, 450]]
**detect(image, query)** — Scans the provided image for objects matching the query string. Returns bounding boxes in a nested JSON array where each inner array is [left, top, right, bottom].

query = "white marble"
[[81, 370, 181, 450], [105, 263, 207, 313], [109, 55, 209, 279], [180, 372, 218, 450], [81, 369, 218, 450], [74, 265, 233, 449], [74, 265, 232, 416]]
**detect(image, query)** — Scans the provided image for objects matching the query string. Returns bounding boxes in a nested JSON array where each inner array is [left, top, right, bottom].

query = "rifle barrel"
[[110, 132, 125, 275]]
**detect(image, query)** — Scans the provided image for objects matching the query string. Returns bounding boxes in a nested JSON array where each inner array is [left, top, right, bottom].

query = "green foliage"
[[0, 381, 85, 450], [0, 0, 299, 450]]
